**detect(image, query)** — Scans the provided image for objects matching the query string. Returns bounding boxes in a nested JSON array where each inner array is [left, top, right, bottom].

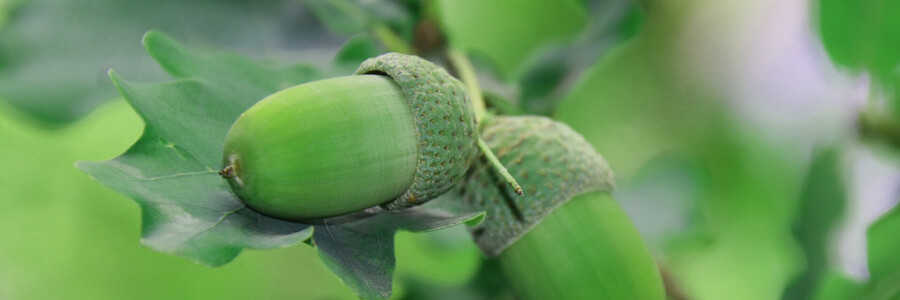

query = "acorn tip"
[[219, 165, 234, 178]]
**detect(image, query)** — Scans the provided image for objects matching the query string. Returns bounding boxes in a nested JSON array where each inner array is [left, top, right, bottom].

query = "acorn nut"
[[220, 53, 479, 221]]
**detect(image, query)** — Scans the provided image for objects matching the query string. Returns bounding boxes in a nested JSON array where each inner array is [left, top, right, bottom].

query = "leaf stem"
[[373, 24, 414, 54], [449, 48, 521, 196], [478, 138, 524, 196], [447, 48, 487, 121], [865, 74, 881, 116], [859, 75, 900, 148], [860, 110, 900, 149]]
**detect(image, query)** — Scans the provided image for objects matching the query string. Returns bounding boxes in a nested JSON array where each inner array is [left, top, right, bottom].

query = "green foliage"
[[517, 56, 568, 114], [0, 0, 327, 125], [0, 0, 9, 29], [78, 31, 319, 266], [662, 128, 804, 300], [812, 205, 900, 299], [816, 2, 900, 298], [334, 34, 383, 67], [5, 0, 895, 298], [301, 0, 369, 35], [555, 6, 805, 299], [518, 0, 644, 115], [394, 227, 483, 286], [613, 153, 704, 249], [0, 101, 355, 299], [397, 259, 514, 300], [813, 272, 867, 300], [313, 205, 481, 299], [300, 0, 416, 54], [865, 206, 900, 298], [76, 31, 479, 299], [818, 0, 900, 78], [436, 0, 588, 80], [301, 0, 415, 37], [784, 148, 848, 299], [818, 0, 900, 130], [554, 4, 707, 179]]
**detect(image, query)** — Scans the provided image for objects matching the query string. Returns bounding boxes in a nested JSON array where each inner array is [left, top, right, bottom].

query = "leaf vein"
[[179, 205, 246, 245], [138, 170, 217, 181]]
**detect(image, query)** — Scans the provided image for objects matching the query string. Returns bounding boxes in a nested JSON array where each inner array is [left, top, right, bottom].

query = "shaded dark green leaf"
[[783, 148, 848, 299], [76, 31, 321, 266], [301, 0, 368, 35], [483, 92, 525, 116], [0, 0, 340, 124], [397, 259, 513, 300], [518, 0, 643, 115], [299, 0, 415, 38], [314, 206, 482, 299], [77, 32, 481, 298]]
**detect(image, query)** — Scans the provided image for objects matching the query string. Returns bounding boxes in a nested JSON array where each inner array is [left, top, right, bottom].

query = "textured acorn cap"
[[222, 75, 418, 220], [461, 115, 615, 256], [463, 116, 664, 299], [355, 53, 479, 210]]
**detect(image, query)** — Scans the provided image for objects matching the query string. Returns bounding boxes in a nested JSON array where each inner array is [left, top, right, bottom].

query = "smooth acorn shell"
[[500, 192, 665, 300], [222, 75, 418, 220]]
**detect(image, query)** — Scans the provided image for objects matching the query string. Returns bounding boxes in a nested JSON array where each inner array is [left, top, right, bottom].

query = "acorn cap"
[[355, 53, 479, 210], [466, 116, 664, 299], [461, 115, 615, 256]]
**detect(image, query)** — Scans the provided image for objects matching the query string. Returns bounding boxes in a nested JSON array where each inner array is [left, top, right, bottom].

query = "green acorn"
[[220, 53, 481, 220], [462, 115, 666, 299]]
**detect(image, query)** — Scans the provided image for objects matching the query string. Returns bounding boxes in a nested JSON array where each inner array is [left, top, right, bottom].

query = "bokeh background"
[[0, 0, 898, 299]]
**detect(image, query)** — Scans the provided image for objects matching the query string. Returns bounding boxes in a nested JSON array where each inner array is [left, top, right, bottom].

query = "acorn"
[[220, 53, 480, 221], [461, 115, 666, 299]]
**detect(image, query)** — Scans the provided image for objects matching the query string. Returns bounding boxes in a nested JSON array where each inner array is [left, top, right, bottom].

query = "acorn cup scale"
[[221, 53, 480, 221]]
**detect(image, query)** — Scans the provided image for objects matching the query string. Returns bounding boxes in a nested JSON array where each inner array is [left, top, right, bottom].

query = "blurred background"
[[0, 0, 898, 299]]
